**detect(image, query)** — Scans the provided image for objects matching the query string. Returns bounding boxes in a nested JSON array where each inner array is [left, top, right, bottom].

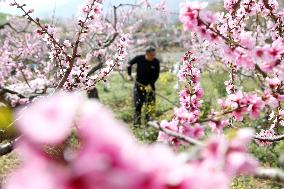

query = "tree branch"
[[0, 22, 18, 32], [148, 121, 204, 146], [255, 167, 284, 183], [254, 134, 284, 142], [0, 137, 20, 156], [0, 86, 27, 98]]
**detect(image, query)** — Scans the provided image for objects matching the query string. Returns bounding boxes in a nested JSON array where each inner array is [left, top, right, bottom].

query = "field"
[[0, 68, 284, 188], [95, 69, 284, 188]]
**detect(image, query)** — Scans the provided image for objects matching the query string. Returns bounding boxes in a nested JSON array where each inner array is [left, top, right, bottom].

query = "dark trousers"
[[133, 83, 155, 126], [87, 87, 99, 99]]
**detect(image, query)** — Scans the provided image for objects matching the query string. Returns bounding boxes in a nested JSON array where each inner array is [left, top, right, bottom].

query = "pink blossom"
[[236, 53, 255, 70], [93, 3, 103, 14], [225, 152, 258, 175], [224, 0, 238, 13], [278, 95, 284, 101], [63, 40, 72, 47], [4, 158, 64, 189], [200, 11, 217, 23], [5, 92, 259, 189], [246, 94, 264, 119], [195, 84, 204, 98], [239, 32, 255, 49], [255, 129, 275, 146], [185, 163, 230, 189], [263, 92, 279, 108], [179, 2, 208, 31], [17, 93, 79, 144], [209, 119, 229, 134], [203, 128, 258, 176], [180, 123, 204, 139], [267, 77, 281, 88], [255, 47, 265, 58], [260, 61, 277, 73]]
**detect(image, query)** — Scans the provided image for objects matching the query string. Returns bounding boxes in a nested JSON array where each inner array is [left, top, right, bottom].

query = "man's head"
[[145, 46, 156, 61]]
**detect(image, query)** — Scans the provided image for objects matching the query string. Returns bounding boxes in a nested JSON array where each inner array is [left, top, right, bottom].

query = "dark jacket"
[[127, 55, 160, 90]]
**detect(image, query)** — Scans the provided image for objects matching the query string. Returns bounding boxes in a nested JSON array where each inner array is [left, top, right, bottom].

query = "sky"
[[0, 0, 191, 19]]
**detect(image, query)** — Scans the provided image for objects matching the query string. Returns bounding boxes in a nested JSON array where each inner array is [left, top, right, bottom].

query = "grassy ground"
[[0, 70, 283, 188], [0, 12, 8, 24]]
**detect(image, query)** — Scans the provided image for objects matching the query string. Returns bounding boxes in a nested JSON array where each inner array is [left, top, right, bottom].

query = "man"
[[127, 46, 160, 126]]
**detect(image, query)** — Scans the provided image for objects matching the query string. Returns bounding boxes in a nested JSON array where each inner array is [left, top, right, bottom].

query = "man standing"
[[127, 46, 160, 127]]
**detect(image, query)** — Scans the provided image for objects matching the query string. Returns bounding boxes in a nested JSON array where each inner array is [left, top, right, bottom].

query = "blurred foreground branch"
[[255, 167, 284, 183], [0, 137, 19, 156]]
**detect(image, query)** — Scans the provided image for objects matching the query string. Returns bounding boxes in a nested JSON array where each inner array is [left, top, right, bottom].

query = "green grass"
[[0, 12, 8, 24], [96, 72, 179, 143]]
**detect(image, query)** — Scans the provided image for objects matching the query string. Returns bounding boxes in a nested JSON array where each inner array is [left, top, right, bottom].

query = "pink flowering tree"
[[0, 0, 170, 106], [0, 17, 51, 106], [0, 0, 132, 107], [156, 0, 284, 150]]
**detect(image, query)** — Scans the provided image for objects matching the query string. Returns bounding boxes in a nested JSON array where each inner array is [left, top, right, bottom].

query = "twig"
[[0, 22, 18, 32], [0, 86, 27, 98], [254, 134, 284, 142], [148, 121, 204, 146], [0, 137, 20, 156]]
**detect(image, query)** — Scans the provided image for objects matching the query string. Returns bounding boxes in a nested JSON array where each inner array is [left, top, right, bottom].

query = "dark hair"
[[145, 46, 156, 53]]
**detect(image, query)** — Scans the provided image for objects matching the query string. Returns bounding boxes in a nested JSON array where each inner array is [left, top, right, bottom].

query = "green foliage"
[[249, 143, 279, 167], [207, 1, 226, 12], [0, 12, 8, 24], [0, 106, 17, 141], [96, 72, 178, 143], [232, 176, 284, 189]]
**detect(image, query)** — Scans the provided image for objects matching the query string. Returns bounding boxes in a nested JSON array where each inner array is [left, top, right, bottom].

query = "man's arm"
[[127, 56, 138, 79], [150, 60, 160, 90]]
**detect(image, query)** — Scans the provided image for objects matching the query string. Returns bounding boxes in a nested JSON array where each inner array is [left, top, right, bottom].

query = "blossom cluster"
[[178, 0, 284, 146], [218, 92, 264, 121], [0, 17, 52, 106], [84, 35, 130, 88], [158, 51, 205, 148], [180, 0, 284, 74]]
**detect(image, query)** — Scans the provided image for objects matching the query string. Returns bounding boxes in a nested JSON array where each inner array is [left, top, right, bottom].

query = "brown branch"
[[0, 22, 18, 32], [92, 32, 119, 51], [0, 137, 20, 156], [148, 121, 204, 146], [262, 0, 283, 37], [88, 3, 137, 52], [87, 55, 104, 76], [19, 68, 32, 89], [55, 1, 98, 90], [255, 167, 284, 183], [254, 134, 284, 142], [255, 64, 268, 78], [0, 86, 27, 98], [231, 0, 241, 16], [0, 21, 31, 33]]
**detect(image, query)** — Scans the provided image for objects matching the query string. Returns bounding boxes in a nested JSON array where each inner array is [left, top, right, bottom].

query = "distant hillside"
[[0, 12, 8, 24]]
